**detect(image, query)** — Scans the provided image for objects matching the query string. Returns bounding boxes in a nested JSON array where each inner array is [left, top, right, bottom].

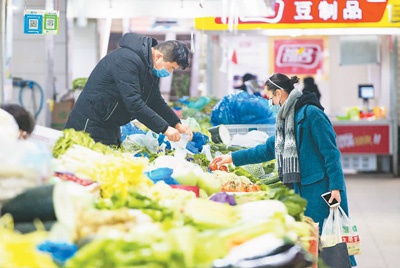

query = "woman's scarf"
[[275, 89, 302, 184]]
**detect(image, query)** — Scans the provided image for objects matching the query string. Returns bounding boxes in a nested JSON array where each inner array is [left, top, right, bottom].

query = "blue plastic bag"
[[37, 240, 78, 266], [120, 122, 146, 142], [145, 167, 179, 185], [211, 91, 275, 125], [185, 132, 210, 154], [187, 96, 211, 110]]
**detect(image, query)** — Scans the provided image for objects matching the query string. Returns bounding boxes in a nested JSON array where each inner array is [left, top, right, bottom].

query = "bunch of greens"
[[192, 153, 210, 171], [230, 166, 258, 184], [262, 159, 276, 174], [72, 77, 88, 91], [95, 190, 174, 222], [210, 142, 244, 155], [53, 129, 117, 158]]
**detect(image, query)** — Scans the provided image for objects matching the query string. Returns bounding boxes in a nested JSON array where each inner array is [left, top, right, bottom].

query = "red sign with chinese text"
[[214, 0, 388, 25], [274, 39, 323, 75], [334, 125, 390, 154]]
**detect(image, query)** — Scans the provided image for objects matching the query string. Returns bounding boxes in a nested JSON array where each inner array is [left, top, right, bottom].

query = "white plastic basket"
[[225, 124, 276, 136]]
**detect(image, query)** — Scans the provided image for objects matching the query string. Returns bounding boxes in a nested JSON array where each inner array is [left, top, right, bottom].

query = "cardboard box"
[[51, 101, 74, 130]]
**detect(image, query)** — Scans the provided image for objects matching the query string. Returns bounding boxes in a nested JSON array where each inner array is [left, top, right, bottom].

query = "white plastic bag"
[[320, 206, 342, 248], [320, 206, 361, 255], [230, 130, 269, 148], [121, 131, 159, 154], [338, 206, 361, 255]]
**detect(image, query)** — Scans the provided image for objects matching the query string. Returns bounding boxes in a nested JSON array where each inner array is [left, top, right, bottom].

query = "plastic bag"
[[230, 130, 269, 148], [320, 206, 343, 248], [320, 206, 361, 255], [187, 96, 211, 110], [338, 206, 361, 255], [0, 140, 51, 202], [121, 131, 159, 154], [181, 117, 201, 132], [144, 167, 179, 185], [120, 122, 146, 142], [211, 91, 275, 125], [213, 233, 313, 268]]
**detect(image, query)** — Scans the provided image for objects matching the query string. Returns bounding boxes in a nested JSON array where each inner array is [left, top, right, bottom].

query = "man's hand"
[[174, 123, 193, 140], [164, 126, 181, 142]]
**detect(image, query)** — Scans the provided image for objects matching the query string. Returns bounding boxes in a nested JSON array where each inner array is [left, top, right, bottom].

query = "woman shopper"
[[210, 73, 356, 266]]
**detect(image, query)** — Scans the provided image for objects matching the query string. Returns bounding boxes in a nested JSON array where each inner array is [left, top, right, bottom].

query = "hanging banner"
[[24, 9, 59, 35], [195, 0, 400, 30], [272, 38, 324, 75]]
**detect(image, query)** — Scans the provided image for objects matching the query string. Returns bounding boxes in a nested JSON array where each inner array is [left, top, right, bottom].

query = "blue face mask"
[[153, 67, 171, 78], [268, 99, 280, 115]]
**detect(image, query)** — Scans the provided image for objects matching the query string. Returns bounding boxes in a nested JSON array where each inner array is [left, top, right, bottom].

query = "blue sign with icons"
[[24, 10, 43, 34]]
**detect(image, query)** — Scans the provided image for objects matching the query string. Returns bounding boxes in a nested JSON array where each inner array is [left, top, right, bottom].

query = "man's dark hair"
[[154, 40, 190, 70], [0, 103, 35, 134], [242, 73, 257, 82], [303, 76, 321, 100]]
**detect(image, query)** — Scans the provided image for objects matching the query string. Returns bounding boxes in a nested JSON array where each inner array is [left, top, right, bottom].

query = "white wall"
[[11, 0, 68, 126], [327, 35, 390, 117], [70, 20, 98, 80], [210, 33, 269, 99], [208, 34, 392, 117]]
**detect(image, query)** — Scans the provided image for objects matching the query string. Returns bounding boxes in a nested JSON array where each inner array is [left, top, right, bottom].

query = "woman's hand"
[[211, 155, 233, 167], [329, 190, 341, 204], [174, 123, 193, 140]]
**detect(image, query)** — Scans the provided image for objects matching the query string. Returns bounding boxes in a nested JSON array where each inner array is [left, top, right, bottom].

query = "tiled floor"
[[345, 174, 400, 268]]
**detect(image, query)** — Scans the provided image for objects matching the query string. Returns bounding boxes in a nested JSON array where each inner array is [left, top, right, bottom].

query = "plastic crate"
[[225, 124, 276, 136]]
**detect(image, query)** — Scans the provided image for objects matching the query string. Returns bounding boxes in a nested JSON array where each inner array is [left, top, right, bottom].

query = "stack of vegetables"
[[0, 107, 319, 267]]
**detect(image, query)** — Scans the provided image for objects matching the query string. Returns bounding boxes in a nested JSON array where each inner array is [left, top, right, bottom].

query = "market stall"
[[194, 0, 400, 175], [332, 119, 393, 173], [0, 97, 324, 268]]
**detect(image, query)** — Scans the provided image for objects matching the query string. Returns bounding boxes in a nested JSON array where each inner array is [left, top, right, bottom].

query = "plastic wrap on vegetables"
[[209, 192, 237, 206]]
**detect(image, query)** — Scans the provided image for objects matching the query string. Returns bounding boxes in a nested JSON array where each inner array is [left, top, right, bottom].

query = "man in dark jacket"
[[64, 33, 193, 146]]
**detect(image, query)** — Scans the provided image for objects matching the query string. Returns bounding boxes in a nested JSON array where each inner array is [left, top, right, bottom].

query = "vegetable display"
[[2, 96, 317, 268]]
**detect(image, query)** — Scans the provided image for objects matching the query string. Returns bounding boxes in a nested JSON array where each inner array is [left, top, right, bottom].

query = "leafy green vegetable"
[[231, 166, 258, 183], [192, 153, 210, 171], [95, 190, 174, 222], [258, 172, 280, 185], [72, 77, 88, 91], [262, 159, 276, 174], [210, 142, 245, 155], [266, 187, 308, 221], [53, 129, 117, 158]]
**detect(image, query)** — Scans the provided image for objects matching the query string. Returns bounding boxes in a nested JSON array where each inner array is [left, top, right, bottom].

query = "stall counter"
[[331, 119, 394, 173]]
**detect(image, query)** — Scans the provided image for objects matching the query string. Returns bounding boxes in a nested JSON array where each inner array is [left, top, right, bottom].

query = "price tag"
[[24, 9, 44, 34]]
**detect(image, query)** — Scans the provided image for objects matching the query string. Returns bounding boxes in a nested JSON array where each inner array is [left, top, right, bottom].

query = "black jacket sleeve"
[[147, 85, 181, 128], [110, 50, 170, 134]]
